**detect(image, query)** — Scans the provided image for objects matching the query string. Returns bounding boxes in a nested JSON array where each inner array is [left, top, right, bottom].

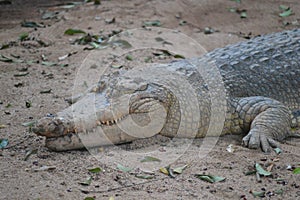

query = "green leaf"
[[274, 188, 284, 195], [240, 11, 247, 18], [140, 156, 161, 163], [21, 21, 45, 28], [25, 101, 31, 108], [251, 190, 265, 198], [5, 103, 12, 108], [88, 42, 98, 49], [60, 64, 69, 67], [159, 166, 175, 177], [24, 149, 37, 161], [274, 147, 282, 154], [228, 8, 237, 13], [125, 55, 133, 61], [26, 60, 38, 65], [84, 197, 95, 200], [19, 32, 29, 41], [117, 163, 132, 172], [279, 9, 292, 17], [159, 167, 169, 175], [0, 139, 9, 149], [111, 64, 123, 69], [195, 174, 226, 183], [173, 164, 188, 174], [22, 121, 35, 127], [279, 5, 289, 11], [41, 61, 57, 67], [79, 177, 92, 186], [58, 54, 70, 61], [13, 72, 29, 77], [179, 20, 187, 26], [135, 175, 154, 179], [293, 167, 300, 174], [88, 167, 102, 173], [64, 29, 86, 35], [173, 54, 185, 59], [255, 163, 271, 176], [143, 20, 161, 27], [40, 89, 52, 94]]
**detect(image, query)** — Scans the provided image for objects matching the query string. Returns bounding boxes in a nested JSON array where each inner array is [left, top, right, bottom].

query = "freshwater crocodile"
[[33, 29, 300, 152]]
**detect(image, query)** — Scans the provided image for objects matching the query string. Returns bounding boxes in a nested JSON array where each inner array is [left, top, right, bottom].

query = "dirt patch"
[[0, 0, 300, 199]]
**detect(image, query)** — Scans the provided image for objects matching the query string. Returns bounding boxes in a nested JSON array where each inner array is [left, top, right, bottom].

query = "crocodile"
[[33, 29, 300, 152]]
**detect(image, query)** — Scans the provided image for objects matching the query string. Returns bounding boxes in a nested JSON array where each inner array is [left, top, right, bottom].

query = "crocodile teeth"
[[99, 120, 114, 125], [98, 114, 128, 126]]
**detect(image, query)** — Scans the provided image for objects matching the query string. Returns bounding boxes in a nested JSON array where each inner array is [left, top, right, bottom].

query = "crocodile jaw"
[[33, 83, 170, 150]]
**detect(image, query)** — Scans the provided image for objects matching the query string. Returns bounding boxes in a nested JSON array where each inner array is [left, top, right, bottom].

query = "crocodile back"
[[206, 29, 300, 110]]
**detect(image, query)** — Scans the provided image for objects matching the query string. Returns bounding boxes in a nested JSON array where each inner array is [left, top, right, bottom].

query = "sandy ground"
[[0, 0, 300, 199]]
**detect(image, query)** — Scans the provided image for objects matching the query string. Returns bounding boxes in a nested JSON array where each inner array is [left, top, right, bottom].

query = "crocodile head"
[[33, 69, 181, 150]]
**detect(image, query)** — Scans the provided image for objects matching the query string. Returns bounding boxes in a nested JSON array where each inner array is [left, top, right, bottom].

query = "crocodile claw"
[[242, 128, 280, 153]]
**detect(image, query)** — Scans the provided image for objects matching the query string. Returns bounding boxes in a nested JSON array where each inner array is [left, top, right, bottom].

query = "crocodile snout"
[[32, 117, 75, 138]]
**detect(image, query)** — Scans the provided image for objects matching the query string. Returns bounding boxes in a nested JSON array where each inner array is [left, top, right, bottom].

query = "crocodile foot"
[[242, 126, 281, 152], [232, 97, 291, 153]]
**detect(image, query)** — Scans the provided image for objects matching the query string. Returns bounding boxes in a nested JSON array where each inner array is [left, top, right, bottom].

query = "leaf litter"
[[159, 164, 188, 178], [195, 174, 226, 183], [116, 163, 132, 173], [79, 177, 92, 186], [279, 5, 293, 17], [88, 167, 102, 173], [140, 156, 161, 163], [0, 139, 9, 149]]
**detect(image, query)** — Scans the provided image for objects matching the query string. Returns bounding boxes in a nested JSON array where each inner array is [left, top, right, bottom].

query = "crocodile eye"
[[115, 77, 148, 93]]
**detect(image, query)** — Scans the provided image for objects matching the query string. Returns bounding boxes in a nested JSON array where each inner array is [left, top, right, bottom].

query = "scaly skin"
[[33, 29, 300, 152]]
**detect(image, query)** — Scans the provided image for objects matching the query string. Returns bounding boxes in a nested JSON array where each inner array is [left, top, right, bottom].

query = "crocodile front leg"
[[230, 97, 291, 152]]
